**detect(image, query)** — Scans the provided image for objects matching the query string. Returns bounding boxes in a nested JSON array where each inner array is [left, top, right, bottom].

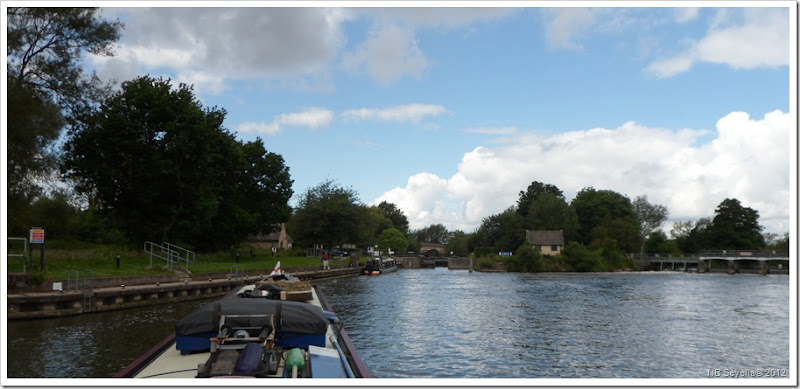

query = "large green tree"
[[377, 228, 409, 253], [516, 181, 564, 218], [7, 78, 64, 235], [633, 195, 669, 258], [7, 7, 122, 232], [706, 198, 764, 249], [569, 187, 640, 252], [525, 191, 570, 231], [287, 180, 363, 249], [411, 223, 452, 244], [7, 7, 122, 117], [358, 205, 393, 245], [377, 201, 409, 234], [446, 230, 471, 256], [62, 76, 292, 250], [470, 207, 525, 252]]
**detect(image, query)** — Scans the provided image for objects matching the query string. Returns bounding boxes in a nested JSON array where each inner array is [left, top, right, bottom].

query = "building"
[[249, 224, 293, 251], [419, 242, 448, 256], [525, 230, 564, 256]]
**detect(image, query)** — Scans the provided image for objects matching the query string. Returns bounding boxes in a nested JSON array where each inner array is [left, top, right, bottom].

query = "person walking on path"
[[322, 251, 330, 270]]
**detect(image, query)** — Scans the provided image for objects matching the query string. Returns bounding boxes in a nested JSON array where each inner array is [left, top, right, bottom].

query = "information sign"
[[30, 228, 45, 244]]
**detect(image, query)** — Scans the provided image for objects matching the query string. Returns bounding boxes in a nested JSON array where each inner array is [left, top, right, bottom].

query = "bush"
[[504, 242, 544, 272], [476, 256, 497, 270], [473, 247, 498, 259], [562, 242, 606, 272]]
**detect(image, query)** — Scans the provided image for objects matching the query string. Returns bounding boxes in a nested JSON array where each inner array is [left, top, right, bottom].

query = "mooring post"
[[727, 260, 739, 274], [697, 260, 707, 274], [759, 260, 769, 276]]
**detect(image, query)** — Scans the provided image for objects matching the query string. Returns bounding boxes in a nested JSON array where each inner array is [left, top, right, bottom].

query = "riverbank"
[[7, 266, 360, 320]]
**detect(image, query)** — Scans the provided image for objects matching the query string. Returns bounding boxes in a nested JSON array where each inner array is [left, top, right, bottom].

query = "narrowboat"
[[113, 264, 370, 379]]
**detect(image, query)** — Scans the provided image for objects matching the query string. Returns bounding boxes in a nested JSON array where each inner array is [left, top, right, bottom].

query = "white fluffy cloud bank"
[[375, 110, 792, 234]]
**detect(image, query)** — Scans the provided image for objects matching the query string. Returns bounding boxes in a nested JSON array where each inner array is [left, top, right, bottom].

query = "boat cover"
[[176, 298, 328, 336]]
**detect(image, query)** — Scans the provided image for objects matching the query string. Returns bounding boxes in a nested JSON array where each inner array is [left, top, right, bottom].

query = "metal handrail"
[[7, 237, 28, 273], [144, 241, 180, 268], [161, 242, 195, 264]]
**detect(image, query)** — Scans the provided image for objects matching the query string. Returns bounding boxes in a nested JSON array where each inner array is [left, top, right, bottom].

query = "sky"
[[77, 2, 795, 234]]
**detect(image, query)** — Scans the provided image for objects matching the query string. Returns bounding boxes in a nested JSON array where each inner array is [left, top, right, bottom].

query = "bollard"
[[116, 255, 120, 268]]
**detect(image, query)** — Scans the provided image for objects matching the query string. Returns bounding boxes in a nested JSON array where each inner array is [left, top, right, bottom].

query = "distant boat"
[[362, 258, 397, 276]]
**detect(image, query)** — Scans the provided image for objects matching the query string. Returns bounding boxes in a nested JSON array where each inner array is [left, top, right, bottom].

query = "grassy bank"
[[7, 240, 355, 282]]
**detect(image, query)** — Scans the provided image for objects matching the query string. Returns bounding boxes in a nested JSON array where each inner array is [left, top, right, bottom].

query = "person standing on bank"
[[322, 251, 329, 270]]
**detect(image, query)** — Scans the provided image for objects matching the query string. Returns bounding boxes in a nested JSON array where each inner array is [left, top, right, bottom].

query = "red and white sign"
[[30, 228, 45, 244]]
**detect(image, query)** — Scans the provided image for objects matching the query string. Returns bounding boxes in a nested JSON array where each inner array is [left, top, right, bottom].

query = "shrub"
[[473, 246, 498, 259], [562, 241, 606, 272], [504, 242, 544, 272], [476, 256, 497, 270]]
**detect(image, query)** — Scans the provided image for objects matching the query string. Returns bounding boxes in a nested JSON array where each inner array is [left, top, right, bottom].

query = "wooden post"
[[759, 261, 769, 275], [727, 260, 739, 274]]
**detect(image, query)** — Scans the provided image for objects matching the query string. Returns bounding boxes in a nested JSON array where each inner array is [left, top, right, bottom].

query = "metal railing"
[[698, 250, 789, 259], [7, 237, 28, 273], [144, 241, 195, 269]]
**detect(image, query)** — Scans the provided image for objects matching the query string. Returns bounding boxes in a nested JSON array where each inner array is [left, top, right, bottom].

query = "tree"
[[412, 223, 452, 244], [62, 76, 292, 250], [287, 180, 363, 249], [633, 195, 669, 259], [644, 230, 676, 255], [7, 7, 122, 117], [516, 181, 564, 218], [569, 187, 640, 253], [7, 8, 122, 206], [526, 191, 570, 230], [706, 198, 764, 249], [358, 205, 393, 245], [377, 201, 409, 234], [471, 207, 525, 252], [446, 230, 471, 256], [237, 139, 293, 234], [377, 228, 409, 253], [7, 77, 64, 235]]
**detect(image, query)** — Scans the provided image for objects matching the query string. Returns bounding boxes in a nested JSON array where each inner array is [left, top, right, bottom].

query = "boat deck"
[[130, 287, 338, 378]]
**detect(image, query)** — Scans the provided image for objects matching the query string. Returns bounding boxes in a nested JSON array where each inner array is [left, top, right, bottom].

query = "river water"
[[4, 269, 791, 381]]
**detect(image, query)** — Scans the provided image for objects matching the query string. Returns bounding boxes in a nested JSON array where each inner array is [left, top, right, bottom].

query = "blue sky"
[[81, 3, 794, 234]]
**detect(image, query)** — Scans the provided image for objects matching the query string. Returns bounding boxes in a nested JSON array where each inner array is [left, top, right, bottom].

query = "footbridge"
[[645, 250, 789, 274]]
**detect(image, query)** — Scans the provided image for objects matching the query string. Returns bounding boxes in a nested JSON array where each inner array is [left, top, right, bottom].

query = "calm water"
[[5, 269, 791, 380]]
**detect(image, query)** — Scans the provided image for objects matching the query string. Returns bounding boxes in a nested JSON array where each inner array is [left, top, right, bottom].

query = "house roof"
[[526, 230, 564, 245]]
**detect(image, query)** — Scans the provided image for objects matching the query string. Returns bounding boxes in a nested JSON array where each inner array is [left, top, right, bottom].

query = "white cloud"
[[341, 104, 448, 123], [235, 107, 334, 136], [540, 8, 597, 50], [674, 7, 700, 24], [375, 110, 791, 234], [89, 8, 349, 94], [341, 23, 428, 85], [647, 8, 789, 78]]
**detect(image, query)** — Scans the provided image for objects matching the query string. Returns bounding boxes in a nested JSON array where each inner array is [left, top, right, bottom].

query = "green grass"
[[8, 240, 362, 281]]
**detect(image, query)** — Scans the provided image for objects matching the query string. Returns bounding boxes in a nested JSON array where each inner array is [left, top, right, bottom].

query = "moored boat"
[[113, 263, 370, 379], [362, 257, 397, 275]]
